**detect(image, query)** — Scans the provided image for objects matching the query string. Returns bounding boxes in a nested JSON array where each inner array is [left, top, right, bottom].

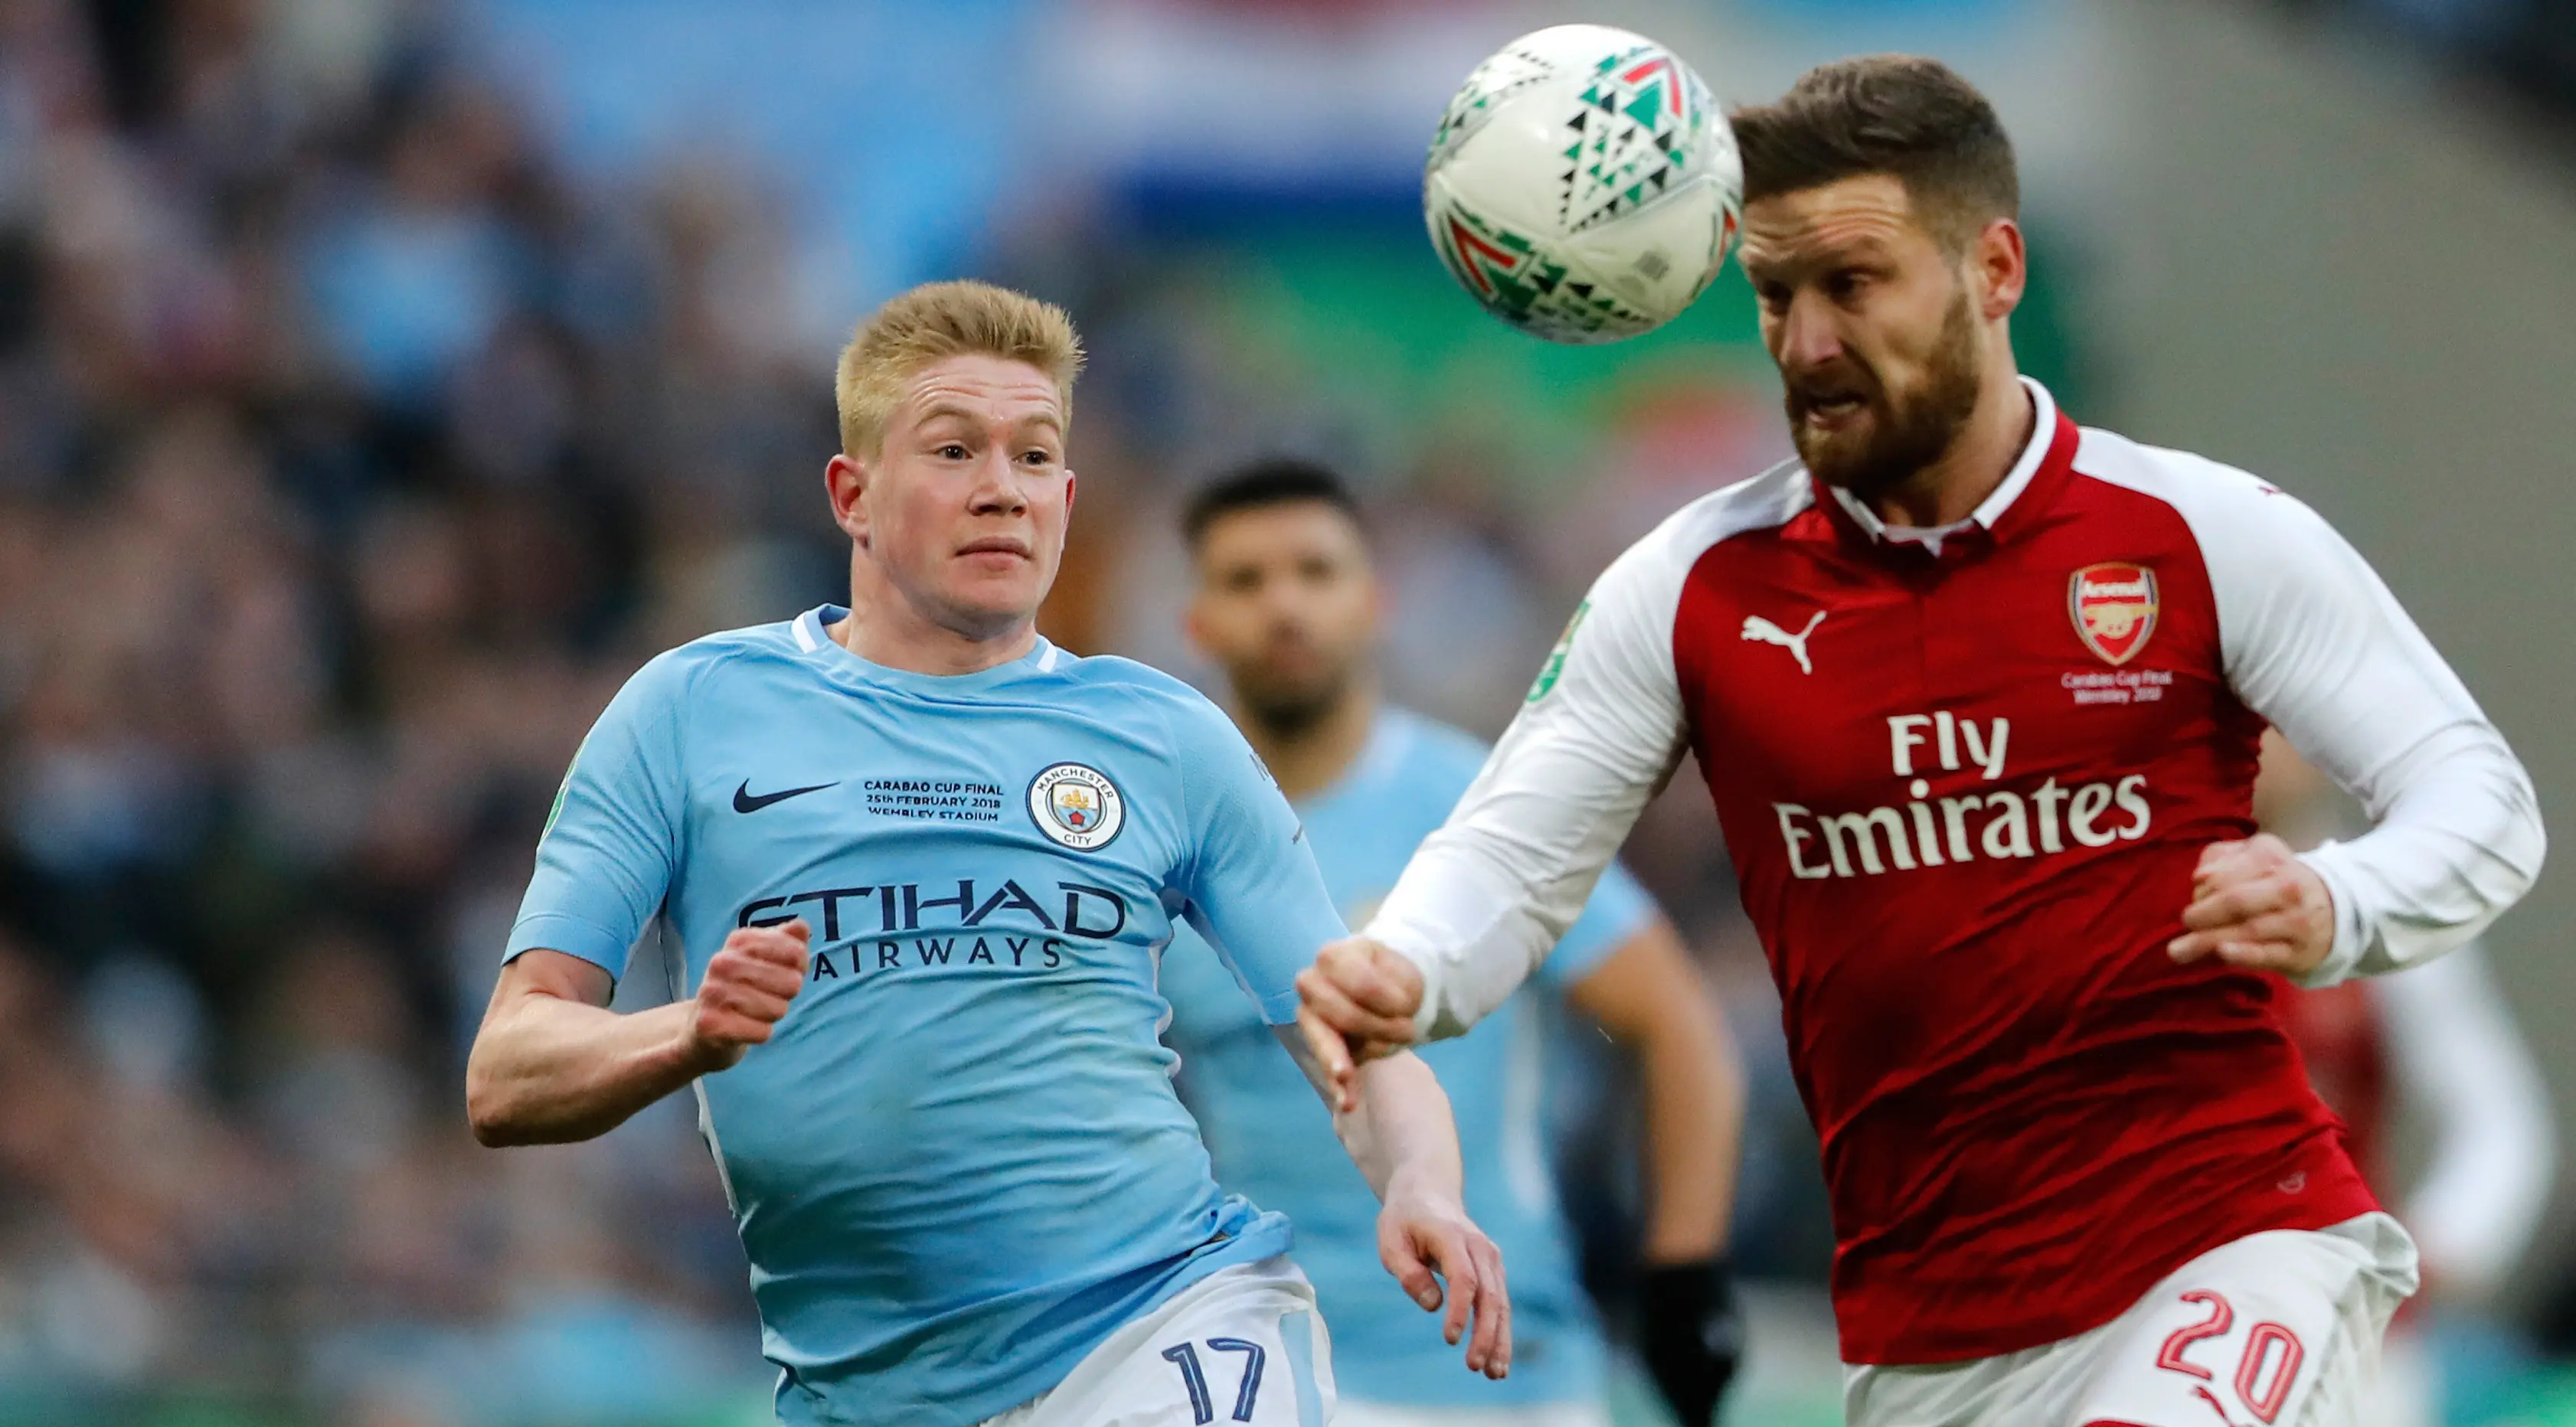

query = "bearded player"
[[465, 282, 1508, 1427], [1161, 461, 1747, 1427], [1296, 57, 2543, 1427]]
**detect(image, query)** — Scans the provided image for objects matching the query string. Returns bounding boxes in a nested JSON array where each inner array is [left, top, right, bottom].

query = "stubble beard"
[[1234, 661, 1352, 743], [1787, 289, 1986, 506]]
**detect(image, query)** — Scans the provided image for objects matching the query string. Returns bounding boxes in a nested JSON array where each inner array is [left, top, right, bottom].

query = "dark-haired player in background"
[[1161, 461, 1747, 1427], [1297, 56, 2543, 1426]]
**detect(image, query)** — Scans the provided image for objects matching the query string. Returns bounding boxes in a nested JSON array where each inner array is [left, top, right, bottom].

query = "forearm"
[[2201, 482, 2545, 988], [2297, 726, 2543, 985], [1636, 1004, 1744, 1262], [1368, 547, 1690, 1043], [1370, 753, 1667, 1041], [1369, 837, 1570, 1043], [1335, 1052, 1465, 1204], [466, 990, 704, 1145]]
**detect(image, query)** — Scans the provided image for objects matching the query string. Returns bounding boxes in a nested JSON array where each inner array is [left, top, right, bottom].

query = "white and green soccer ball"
[[1424, 24, 1742, 344]]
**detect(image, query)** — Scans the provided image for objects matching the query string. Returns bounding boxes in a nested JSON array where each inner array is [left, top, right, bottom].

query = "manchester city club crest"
[[1026, 762, 1126, 851], [2069, 562, 2160, 666]]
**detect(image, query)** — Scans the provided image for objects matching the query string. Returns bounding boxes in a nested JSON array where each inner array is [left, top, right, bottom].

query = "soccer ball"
[[1424, 24, 1742, 344]]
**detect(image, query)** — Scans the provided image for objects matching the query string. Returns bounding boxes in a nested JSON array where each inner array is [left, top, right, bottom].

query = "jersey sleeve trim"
[[503, 911, 637, 978]]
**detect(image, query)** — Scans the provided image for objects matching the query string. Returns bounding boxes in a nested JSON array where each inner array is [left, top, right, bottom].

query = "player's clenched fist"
[[1295, 936, 1426, 1112], [685, 920, 812, 1072], [2168, 834, 2337, 975]]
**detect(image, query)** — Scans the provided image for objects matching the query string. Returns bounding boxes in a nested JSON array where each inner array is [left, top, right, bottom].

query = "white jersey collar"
[[1826, 376, 2058, 552]]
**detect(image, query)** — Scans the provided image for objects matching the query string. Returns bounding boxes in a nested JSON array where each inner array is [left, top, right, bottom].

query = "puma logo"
[[1741, 611, 1826, 674]]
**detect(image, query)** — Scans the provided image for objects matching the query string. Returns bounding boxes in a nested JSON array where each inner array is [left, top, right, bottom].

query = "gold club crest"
[[2068, 563, 2159, 666]]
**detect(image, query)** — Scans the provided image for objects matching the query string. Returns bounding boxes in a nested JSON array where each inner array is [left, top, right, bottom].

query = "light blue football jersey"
[[506, 606, 1348, 1427], [1159, 707, 1656, 1408]]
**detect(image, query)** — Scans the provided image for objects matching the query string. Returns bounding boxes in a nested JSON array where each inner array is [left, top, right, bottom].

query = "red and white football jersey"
[[1368, 380, 2543, 1363]]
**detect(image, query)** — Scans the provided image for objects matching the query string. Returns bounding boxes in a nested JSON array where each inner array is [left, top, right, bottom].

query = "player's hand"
[[1378, 1172, 1511, 1380], [1638, 1258, 1745, 1427], [684, 920, 811, 1072], [1295, 937, 1425, 1113], [2168, 834, 2336, 976]]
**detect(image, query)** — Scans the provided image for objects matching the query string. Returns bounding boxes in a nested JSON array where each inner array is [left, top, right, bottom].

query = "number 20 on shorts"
[[2153, 1289, 2306, 1424]]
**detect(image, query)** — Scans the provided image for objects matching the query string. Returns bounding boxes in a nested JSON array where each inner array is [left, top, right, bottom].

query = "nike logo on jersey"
[[734, 779, 839, 813], [1741, 610, 1826, 674]]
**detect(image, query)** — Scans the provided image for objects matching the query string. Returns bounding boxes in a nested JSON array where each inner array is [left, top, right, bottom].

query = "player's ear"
[[1972, 216, 2026, 322], [1182, 589, 1211, 656], [825, 452, 870, 544]]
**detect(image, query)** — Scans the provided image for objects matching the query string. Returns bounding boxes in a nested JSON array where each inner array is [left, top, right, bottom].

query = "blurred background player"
[[465, 282, 1509, 1427], [2257, 732, 2557, 1427], [1159, 460, 1749, 1427], [1297, 55, 2544, 1427]]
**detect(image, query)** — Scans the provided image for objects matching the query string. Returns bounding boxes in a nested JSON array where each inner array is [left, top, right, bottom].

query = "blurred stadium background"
[[1, 0, 2571, 1423]]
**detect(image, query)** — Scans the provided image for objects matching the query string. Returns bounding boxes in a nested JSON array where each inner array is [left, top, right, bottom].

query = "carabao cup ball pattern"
[[1424, 24, 1741, 344]]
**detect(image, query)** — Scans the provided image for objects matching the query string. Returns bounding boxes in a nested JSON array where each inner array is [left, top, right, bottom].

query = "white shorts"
[[982, 1256, 1337, 1427], [1843, 1213, 2418, 1427], [1332, 1402, 1609, 1427]]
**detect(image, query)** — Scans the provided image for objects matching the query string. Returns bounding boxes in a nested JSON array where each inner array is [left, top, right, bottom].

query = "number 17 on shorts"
[[1162, 1337, 1271, 1424], [989, 1259, 1337, 1427], [1133, 1305, 1330, 1427]]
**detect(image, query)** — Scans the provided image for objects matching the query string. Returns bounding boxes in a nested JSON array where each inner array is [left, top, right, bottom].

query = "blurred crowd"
[[2283, 0, 2576, 113], [0, 1, 874, 1420], [11, 2, 2571, 1425]]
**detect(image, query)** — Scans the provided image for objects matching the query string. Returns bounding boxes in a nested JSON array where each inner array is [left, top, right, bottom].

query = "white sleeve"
[[2188, 466, 2544, 986], [2378, 946, 2556, 1301], [1363, 520, 1696, 1041]]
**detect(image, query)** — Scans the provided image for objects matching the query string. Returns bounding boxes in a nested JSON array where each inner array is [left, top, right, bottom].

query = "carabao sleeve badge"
[[1028, 762, 1126, 851]]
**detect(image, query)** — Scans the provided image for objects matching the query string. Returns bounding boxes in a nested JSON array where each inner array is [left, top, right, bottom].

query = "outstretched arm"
[[1272, 1030, 1511, 1380], [1299, 524, 1706, 1097], [467, 926, 809, 1145], [1160, 683, 1512, 1376]]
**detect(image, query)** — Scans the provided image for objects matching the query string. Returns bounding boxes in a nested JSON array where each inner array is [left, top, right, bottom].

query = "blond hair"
[[834, 280, 1086, 457]]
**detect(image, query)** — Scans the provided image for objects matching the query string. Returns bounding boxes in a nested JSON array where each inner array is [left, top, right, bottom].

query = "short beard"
[[1234, 667, 1351, 742], [1788, 287, 1985, 505]]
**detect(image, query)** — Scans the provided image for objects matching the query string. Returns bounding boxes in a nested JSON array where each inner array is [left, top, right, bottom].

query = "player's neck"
[[828, 601, 1039, 677], [1238, 684, 1378, 802], [1863, 367, 2035, 531]]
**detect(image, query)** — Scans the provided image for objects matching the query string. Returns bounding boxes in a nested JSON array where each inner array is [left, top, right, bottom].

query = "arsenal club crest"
[[1027, 762, 1125, 851], [2068, 563, 2159, 666]]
